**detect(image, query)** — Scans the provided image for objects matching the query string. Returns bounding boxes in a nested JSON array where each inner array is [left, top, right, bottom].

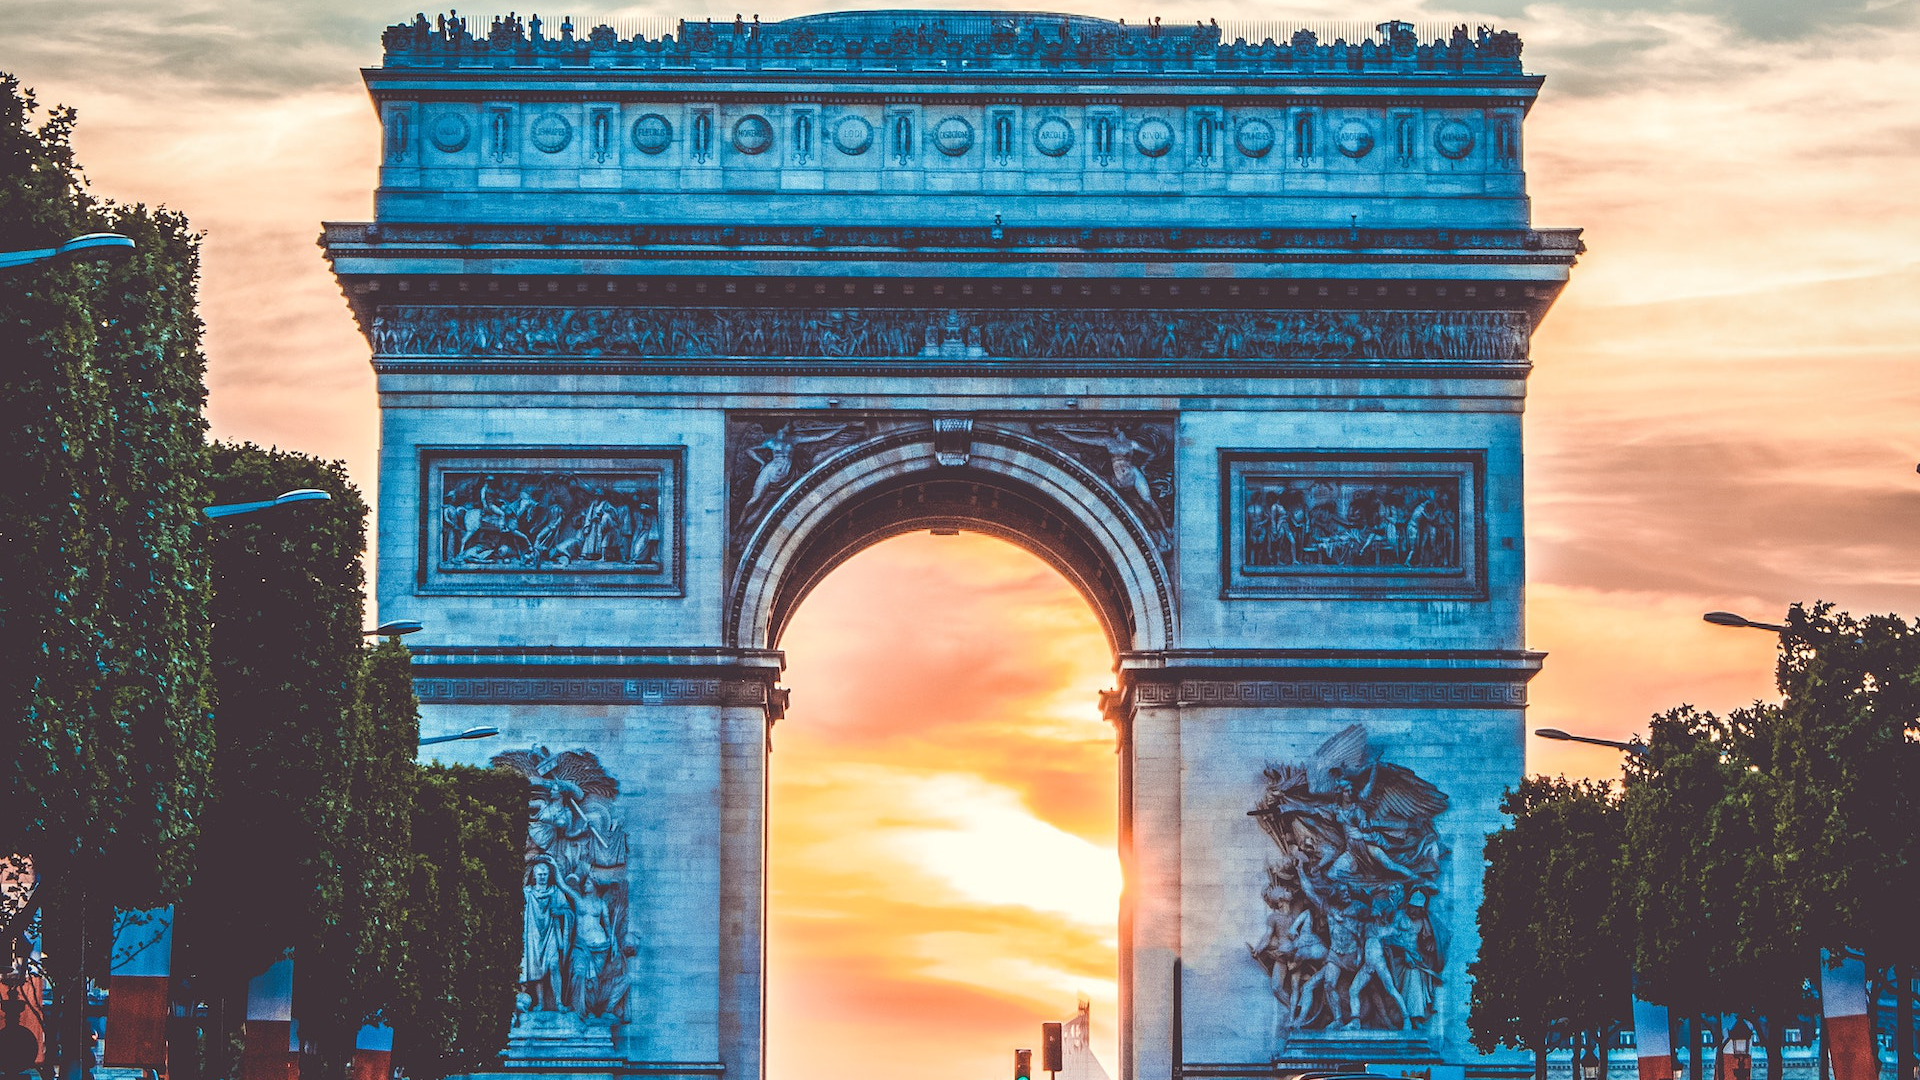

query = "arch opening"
[[767, 467, 1140, 653], [767, 531, 1122, 1080]]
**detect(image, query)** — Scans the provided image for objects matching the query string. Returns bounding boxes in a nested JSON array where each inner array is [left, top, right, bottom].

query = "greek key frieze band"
[[1130, 679, 1526, 708], [413, 675, 775, 706]]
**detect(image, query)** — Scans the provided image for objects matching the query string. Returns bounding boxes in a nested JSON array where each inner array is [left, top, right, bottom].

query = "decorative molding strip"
[[373, 305, 1528, 362], [414, 675, 774, 706], [326, 221, 1581, 258], [1132, 678, 1526, 707]]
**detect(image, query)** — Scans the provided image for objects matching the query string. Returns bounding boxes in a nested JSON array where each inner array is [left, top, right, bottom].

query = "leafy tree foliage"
[[300, 640, 421, 1079], [389, 764, 524, 1080], [1470, 776, 1630, 1080], [0, 72, 213, 1074], [178, 442, 367, 1078], [1765, 604, 1919, 1080], [1622, 705, 1811, 1080], [1767, 603, 1919, 966]]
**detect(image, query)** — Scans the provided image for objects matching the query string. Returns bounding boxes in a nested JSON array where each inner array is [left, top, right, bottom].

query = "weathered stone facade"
[[324, 10, 1578, 1080]]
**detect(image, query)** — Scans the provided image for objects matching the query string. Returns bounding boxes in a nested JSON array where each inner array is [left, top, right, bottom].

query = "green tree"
[[298, 640, 421, 1080], [389, 764, 524, 1080], [1621, 706, 1811, 1080], [1767, 604, 1920, 1080], [1470, 776, 1630, 1080], [0, 73, 214, 1076], [176, 443, 366, 1080]]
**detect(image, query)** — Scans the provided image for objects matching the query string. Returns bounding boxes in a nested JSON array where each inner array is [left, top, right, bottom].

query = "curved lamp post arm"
[[204, 488, 331, 520], [418, 726, 499, 747], [0, 232, 135, 270], [1703, 611, 1788, 633], [1533, 727, 1648, 756]]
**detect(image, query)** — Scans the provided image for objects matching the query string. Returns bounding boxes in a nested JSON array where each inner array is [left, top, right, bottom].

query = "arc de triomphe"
[[324, 11, 1579, 1080]]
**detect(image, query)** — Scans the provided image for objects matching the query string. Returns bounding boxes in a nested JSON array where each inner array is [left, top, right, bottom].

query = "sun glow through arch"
[[769, 530, 1121, 1080]]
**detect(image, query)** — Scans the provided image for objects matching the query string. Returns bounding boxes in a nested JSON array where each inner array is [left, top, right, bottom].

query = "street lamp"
[[1703, 611, 1788, 633], [203, 488, 331, 520], [418, 726, 498, 747], [1533, 728, 1648, 756], [362, 620, 423, 637], [0, 232, 135, 271]]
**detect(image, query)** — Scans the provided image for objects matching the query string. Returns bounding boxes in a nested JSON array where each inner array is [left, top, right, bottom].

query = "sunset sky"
[[7, 0, 1918, 1076]]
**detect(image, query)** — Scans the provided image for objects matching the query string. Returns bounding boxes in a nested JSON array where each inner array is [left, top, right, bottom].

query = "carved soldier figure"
[[521, 861, 573, 1011]]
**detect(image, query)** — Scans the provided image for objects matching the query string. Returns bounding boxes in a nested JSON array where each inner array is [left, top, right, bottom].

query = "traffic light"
[[1014, 1048, 1032, 1080], [1042, 1023, 1064, 1074]]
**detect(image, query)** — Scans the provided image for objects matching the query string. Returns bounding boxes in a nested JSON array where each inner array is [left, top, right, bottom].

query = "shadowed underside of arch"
[[727, 425, 1175, 655], [768, 468, 1137, 652]]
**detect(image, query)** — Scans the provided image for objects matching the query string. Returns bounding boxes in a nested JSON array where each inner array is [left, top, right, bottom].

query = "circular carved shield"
[[1235, 118, 1276, 158], [1135, 118, 1174, 158], [630, 113, 672, 154], [1033, 117, 1074, 157], [733, 114, 773, 155], [833, 115, 873, 156], [1337, 120, 1375, 159], [932, 117, 975, 156], [430, 113, 470, 153], [529, 113, 572, 154], [1434, 119, 1475, 160]]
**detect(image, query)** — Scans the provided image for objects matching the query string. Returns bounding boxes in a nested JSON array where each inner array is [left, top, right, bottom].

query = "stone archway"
[[728, 418, 1176, 654]]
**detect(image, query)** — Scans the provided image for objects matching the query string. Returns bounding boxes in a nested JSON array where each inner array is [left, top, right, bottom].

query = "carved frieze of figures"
[[370, 305, 1531, 363], [1221, 453, 1483, 599], [1030, 420, 1175, 553], [423, 450, 683, 595], [441, 471, 661, 569], [490, 747, 635, 1036], [1243, 478, 1458, 571], [725, 416, 871, 544], [1248, 725, 1449, 1039]]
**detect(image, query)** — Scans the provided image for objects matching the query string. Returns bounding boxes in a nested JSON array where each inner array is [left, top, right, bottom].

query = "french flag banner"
[[241, 957, 296, 1080], [103, 908, 172, 1068], [1631, 997, 1673, 1080], [1820, 952, 1875, 1080], [350, 1023, 394, 1080]]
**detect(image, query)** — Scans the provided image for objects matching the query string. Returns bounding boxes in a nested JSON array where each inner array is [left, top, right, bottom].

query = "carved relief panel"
[[492, 746, 634, 1044], [370, 305, 1530, 362], [419, 447, 684, 595], [725, 415, 873, 548], [1248, 725, 1450, 1043], [1220, 451, 1483, 598]]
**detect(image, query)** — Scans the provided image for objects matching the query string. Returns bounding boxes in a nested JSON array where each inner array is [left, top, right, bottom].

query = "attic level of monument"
[[381, 10, 1527, 78]]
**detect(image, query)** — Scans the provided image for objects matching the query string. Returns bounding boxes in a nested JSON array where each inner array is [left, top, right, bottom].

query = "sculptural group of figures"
[[491, 748, 636, 1029], [440, 471, 662, 570], [1249, 725, 1450, 1036], [1243, 479, 1458, 571], [373, 306, 1527, 362], [382, 10, 1521, 75]]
